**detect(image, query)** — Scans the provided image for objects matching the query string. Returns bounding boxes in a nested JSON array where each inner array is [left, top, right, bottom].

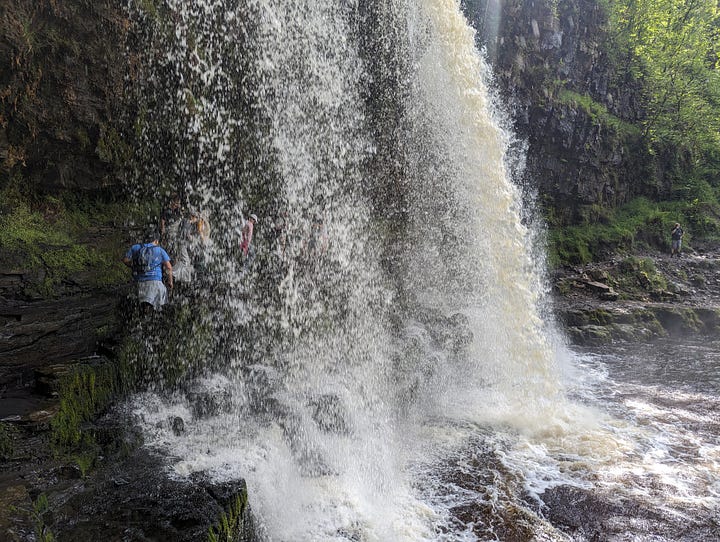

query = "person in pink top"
[[241, 213, 258, 271]]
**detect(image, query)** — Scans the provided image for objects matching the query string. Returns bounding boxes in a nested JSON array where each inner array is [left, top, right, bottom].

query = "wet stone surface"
[[51, 448, 251, 542], [309, 394, 349, 434], [553, 251, 720, 345], [539, 485, 719, 541], [1, 404, 254, 542]]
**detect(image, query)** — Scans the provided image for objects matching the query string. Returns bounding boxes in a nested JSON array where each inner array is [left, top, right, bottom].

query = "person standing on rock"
[[240, 213, 258, 272], [160, 193, 183, 259], [671, 222, 684, 257], [172, 207, 210, 289], [123, 229, 173, 311]]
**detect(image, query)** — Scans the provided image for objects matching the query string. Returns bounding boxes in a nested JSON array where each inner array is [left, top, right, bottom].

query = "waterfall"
[[126, 0, 571, 539], [400, 0, 562, 424]]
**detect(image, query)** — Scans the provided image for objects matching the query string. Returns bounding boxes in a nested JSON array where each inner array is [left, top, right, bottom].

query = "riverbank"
[[552, 247, 720, 345], [3, 239, 718, 540]]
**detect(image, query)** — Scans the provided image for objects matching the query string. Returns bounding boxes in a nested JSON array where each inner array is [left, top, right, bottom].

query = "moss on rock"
[[0, 180, 129, 296], [207, 490, 251, 542], [118, 303, 215, 391], [562, 304, 670, 344], [568, 324, 614, 345], [0, 422, 17, 460], [695, 308, 720, 334], [50, 359, 120, 450], [653, 307, 703, 336], [563, 303, 720, 345]]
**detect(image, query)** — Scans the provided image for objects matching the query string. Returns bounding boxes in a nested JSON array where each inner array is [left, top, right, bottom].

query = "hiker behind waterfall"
[[173, 208, 210, 287], [122, 229, 173, 310], [160, 193, 183, 258], [307, 215, 329, 257], [670, 222, 684, 257], [240, 213, 258, 272]]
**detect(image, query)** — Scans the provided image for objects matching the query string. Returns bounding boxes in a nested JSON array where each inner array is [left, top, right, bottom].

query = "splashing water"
[[125, 0, 719, 540], [401, 0, 564, 427], [126, 0, 573, 538]]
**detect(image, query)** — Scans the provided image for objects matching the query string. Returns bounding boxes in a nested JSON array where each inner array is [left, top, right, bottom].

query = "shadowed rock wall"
[[0, 1, 131, 386], [0, 0, 128, 194]]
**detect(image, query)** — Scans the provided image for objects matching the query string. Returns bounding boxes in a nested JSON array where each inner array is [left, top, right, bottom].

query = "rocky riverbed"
[[0, 350, 254, 542], [552, 248, 720, 344], [1, 247, 717, 541]]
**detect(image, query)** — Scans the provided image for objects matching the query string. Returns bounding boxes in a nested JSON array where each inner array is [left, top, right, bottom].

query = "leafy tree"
[[611, 0, 720, 158]]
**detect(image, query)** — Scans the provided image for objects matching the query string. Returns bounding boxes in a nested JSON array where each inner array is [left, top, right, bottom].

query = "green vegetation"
[[610, 0, 720, 154], [549, 195, 720, 265], [617, 256, 668, 294], [0, 178, 129, 294], [549, 198, 673, 264], [50, 361, 120, 449], [97, 124, 132, 168], [549, 191, 720, 265], [119, 304, 215, 390], [548, 1, 720, 267], [8, 494, 56, 541], [138, 0, 159, 19], [47, 359, 130, 480], [555, 90, 640, 138], [71, 450, 97, 478], [207, 492, 249, 542], [31, 494, 55, 542]]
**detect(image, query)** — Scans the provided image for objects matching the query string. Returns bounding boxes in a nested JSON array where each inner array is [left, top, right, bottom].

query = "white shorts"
[[137, 280, 168, 309], [173, 244, 194, 283]]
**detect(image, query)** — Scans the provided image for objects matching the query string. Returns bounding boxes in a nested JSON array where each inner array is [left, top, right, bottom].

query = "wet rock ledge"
[[0, 226, 254, 540], [0, 353, 255, 542], [552, 251, 720, 345]]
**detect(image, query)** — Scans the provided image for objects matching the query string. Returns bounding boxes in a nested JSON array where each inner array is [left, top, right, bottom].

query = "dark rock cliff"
[[0, 0, 128, 194], [0, 1, 130, 387], [465, 0, 659, 224]]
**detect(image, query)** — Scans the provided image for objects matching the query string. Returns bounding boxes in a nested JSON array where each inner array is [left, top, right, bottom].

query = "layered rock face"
[[0, 291, 120, 387], [0, 0, 129, 385], [466, 0, 657, 224]]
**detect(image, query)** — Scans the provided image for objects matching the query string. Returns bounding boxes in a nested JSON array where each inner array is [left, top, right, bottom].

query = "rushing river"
[[557, 339, 720, 540], [428, 337, 720, 541], [134, 338, 720, 541]]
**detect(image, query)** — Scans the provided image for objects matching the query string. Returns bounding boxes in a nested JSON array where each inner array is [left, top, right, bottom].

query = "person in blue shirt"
[[122, 229, 174, 311]]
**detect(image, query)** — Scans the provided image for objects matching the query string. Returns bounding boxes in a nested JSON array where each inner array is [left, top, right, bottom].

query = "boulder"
[[186, 375, 234, 419], [52, 450, 254, 542], [584, 280, 614, 294], [309, 394, 349, 434]]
